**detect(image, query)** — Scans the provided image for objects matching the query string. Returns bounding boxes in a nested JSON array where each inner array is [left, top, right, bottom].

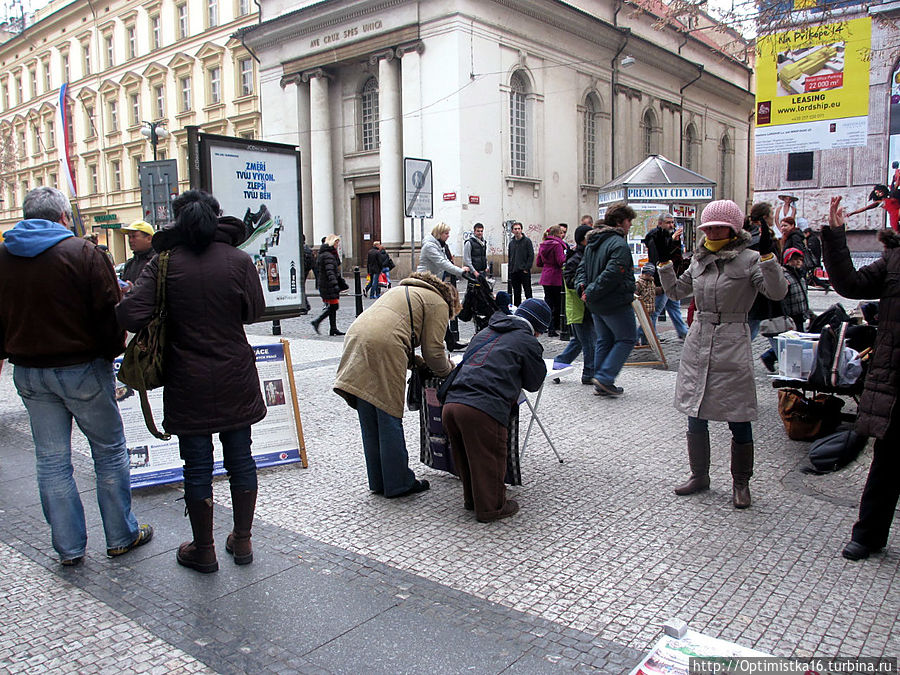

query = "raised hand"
[[829, 196, 845, 229]]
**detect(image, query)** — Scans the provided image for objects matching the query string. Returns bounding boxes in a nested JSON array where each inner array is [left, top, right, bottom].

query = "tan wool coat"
[[660, 231, 787, 422], [334, 278, 454, 419]]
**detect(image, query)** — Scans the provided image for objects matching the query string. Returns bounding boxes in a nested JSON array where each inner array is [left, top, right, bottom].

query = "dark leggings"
[[179, 427, 257, 502], [688, 416, 753, 444], [542, 285, 562, 332]]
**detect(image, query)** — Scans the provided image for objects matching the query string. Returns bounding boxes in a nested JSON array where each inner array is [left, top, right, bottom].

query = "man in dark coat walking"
[[824, 196, 900, 561], [507, 222, 534, 305]]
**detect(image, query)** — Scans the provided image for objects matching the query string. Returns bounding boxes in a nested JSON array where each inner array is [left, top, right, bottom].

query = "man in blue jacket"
[[574, 202, 637, 397], [442, 298, 549, 523]]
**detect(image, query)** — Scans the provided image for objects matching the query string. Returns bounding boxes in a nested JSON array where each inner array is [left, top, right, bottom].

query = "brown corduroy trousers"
[[442, 402, 509, 520]]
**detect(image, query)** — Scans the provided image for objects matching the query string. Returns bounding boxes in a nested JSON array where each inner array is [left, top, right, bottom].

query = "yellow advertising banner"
[[756, 17, 871, 127]]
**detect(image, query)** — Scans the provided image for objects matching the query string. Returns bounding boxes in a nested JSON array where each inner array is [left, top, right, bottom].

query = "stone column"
[[303, 68, 334, 245], [372, 50, 403, 246], [285, 74, 314, 246], [397, 41, 425, 249]]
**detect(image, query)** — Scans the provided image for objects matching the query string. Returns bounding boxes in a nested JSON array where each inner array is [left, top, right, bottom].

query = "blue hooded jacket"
[[3, 219, 74, 258]]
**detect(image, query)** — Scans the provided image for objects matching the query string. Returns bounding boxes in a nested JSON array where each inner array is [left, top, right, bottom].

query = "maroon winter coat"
[[115, 217, 266, 436]]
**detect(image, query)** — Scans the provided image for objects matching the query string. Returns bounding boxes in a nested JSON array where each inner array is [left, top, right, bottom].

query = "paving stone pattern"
[[1, 283, 898, 673]]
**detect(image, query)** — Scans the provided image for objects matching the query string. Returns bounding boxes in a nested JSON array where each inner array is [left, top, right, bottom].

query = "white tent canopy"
[[598, 155, 716, 205]]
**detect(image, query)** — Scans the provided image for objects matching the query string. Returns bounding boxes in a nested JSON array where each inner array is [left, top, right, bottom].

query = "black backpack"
[[803, 428, 868, 474]]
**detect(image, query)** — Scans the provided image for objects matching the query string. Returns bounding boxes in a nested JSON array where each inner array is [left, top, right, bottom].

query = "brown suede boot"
[[225, 488, 257, 565], [674, 431, 711, 496], [176, 497, 218, 573], [731, 440, 754, 509]]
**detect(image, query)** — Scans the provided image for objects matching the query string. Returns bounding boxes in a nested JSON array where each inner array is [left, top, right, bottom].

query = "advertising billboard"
[[195, 133, 304, 318], [755, 17, 871, 154]]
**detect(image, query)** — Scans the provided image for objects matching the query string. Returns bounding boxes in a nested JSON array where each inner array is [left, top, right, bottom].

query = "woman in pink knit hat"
[[657, 199, 787, 509]]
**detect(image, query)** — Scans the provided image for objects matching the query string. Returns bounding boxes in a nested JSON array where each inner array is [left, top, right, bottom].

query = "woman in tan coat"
[[334, 272, 458, 497], [658, 200, 787, 509]]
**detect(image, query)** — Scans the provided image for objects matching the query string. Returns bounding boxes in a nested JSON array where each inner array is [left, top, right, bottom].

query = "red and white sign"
[[443, 192, 456, 201], [468, 195, 480, 204]]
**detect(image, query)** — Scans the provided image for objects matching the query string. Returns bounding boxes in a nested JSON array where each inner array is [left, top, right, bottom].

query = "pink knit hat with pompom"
[[698, 200, 744, 234]]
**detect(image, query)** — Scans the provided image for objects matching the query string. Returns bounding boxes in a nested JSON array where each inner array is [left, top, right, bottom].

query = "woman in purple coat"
[[536, 224, 567, 336]]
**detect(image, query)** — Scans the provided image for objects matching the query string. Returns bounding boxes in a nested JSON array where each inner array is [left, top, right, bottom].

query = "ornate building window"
[[360, 77, 379, 151], [641, 108, 659, 157], [509, 71, 529, 177], [683, 123, 698, 171], [719, 133, 733, 199], [583, 93, 601, 185]]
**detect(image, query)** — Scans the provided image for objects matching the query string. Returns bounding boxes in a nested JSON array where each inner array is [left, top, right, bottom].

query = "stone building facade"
[[242, 0, 755, 272], [0, 0, 260, 261]]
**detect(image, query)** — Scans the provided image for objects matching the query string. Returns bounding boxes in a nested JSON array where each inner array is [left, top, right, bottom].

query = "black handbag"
[[405, 287, 423, 411]]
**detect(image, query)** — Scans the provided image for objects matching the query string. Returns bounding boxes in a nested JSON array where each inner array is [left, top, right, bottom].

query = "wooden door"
[[356, 192, 381, 268]]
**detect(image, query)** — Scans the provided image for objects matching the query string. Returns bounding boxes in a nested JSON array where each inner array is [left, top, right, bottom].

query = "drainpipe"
[[610, 27, 630, 178], [678, 65, 703, 166], [746, 108, 755, 209]]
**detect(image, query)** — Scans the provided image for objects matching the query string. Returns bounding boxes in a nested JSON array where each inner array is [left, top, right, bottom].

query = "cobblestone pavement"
[[1, 280, 898, 673]]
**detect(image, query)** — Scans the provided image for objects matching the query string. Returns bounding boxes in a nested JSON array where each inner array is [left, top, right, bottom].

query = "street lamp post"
[[140, 120, 169, 161]]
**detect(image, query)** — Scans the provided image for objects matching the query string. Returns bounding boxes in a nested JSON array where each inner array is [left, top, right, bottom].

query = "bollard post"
[[353, 267, 364, 317], [559, 302, 569, 341], [272, 319, 281, 336]]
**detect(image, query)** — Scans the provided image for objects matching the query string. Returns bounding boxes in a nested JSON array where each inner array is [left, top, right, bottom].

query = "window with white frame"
[[31, 124, 40, 154], [14, 74, 22, 105], [49, 172, 57, 188], [177, 4, 188, 39], [642, 109, 659, 157], [85, 104, 96, 137], [133, 155, 142, 184], [46, 120, 55, 148], [130, 93, 140, 125], [61, 53, 70, 83], [239, 58, 253, 96], [88, 163, 98, 194], [82, 44, 91, 76], [238, 0, 251, 15], [127, 26, 136, 59], [208, 66, 221, 104], [104, 36, 114, 69], [583, 94, 600, 185], [360, 77, 379, 151], [180, 76, 192, 112], [109, 100, 119, 132], [155, 85, 165, 119], [207, 0, 218, 28], [28, 67, 36, 98], [42, 60, 50, 90], [151, 16, 161, 50], [111, 160, 122, 191], [18, 129, 27, 157], [509, 71, 529, 177]]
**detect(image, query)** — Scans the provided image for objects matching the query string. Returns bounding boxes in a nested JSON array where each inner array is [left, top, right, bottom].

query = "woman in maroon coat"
[[117, 190, 266, 573], [536, 225, 567, 336]]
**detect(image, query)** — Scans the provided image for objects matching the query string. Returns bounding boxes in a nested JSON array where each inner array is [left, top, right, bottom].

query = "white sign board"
[[404, 157, 433, 218], [755, 116, 868, 155]]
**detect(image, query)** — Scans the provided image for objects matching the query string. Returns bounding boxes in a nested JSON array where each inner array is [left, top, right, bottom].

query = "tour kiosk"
[[597, 155, 716, 268]]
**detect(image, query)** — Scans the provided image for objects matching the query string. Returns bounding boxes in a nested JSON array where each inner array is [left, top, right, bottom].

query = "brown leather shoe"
[[477, 499, 519, 523]]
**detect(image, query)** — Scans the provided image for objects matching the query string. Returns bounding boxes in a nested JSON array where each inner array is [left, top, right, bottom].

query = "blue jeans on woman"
[[13, 359, 140, 560], [178, 427, 257, 502], [653, 293, 689, 339], [356, 398, 416, 496], [553, 319, 596, 381], [591, 306, 637, 386]]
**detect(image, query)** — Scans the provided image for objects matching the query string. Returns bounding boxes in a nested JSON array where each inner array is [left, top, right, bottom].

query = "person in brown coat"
[[823, 196, 900, 561], [659, 200, 787, 509], [334, 272, 458, 498], [117, 190, 266, 573]]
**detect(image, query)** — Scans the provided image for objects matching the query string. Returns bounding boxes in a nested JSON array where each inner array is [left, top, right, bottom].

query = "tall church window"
[[361, 77, 380, 151]]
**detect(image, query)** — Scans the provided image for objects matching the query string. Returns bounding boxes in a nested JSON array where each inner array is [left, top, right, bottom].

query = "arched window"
[[719, 133, 733, 200], [360, 77, 379, 151], [583, 93, 601, 185], [509, 71, 529, 177], [642, 109, 659, 157], [683, 123, 698, 171]]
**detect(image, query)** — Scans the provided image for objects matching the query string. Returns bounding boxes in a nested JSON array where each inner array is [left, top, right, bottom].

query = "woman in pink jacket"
[[536, 224, 567, 336]]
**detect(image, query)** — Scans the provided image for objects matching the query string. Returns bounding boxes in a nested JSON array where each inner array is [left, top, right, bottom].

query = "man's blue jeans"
[[653, 293, 689, 338], [591, 307, 637, 386], [13, 359, 140, 560], [356, 399, 416, 496], [553, 319, 596, 380], [178, 427, 258, 502]]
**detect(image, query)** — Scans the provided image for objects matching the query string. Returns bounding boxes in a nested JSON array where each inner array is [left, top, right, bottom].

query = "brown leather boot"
[[176, 497, 218, 573], [731, 440, 754, 509], [674, 431, 711, 496], [225, 488, 257, 565]]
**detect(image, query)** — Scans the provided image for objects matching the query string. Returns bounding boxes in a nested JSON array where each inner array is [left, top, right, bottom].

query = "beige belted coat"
[[334, 277, 454, 419], [659, 230, 787, 422]]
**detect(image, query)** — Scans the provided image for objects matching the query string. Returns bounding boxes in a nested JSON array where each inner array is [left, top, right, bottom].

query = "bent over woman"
[[117, 190, 266, 573], [658, 200, 787, 509]]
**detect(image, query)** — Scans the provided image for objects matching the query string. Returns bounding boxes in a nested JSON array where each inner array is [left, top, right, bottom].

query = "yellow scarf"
[[703, 236, 734, 252]]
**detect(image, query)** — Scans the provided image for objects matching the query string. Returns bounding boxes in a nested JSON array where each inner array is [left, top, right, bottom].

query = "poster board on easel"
[[112, 338, 307, 488], [626, 298, 667, 368]]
